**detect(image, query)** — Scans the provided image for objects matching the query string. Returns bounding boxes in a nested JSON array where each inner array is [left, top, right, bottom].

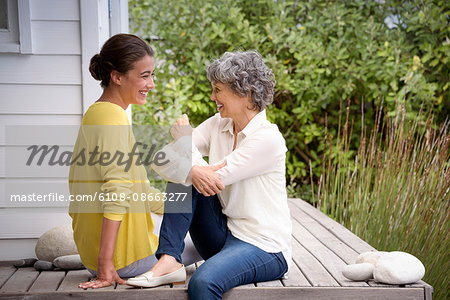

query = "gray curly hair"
[[206, 51, 276, 111]]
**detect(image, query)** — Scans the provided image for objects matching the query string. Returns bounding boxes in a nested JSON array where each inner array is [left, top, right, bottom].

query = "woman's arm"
[[215, 130, 286, 186], [78, 217, 126, 289], [191, 129, 286, 195], [77, 125, 133, 289], [151, 115, 216, 185]]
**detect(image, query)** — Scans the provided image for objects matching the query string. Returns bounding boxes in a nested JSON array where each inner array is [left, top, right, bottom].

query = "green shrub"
[[129, 0, 448, 197]]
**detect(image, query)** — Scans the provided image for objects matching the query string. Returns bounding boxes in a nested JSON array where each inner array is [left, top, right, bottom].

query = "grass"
[[311, 99, 449, 299]]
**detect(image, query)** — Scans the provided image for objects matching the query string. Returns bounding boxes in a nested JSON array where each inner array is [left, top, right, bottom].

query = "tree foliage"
[[129, 0, 449, 197]]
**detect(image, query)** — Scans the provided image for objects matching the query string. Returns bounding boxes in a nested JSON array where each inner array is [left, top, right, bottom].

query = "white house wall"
[[0, 0, 128, 260]]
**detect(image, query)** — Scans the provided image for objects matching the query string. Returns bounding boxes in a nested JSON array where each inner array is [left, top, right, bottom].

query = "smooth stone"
[[13, 258, 38, 268], [53, 254, 84, 270], [34, 260, 54, 271], [35, 225, 78, 262], [342, 263, 374, 281], [355, 251, 387, 266], [373, 251, 425, 284]]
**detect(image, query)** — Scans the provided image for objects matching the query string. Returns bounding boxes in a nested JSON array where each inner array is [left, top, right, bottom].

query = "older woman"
[[128, 51, 292, 299]]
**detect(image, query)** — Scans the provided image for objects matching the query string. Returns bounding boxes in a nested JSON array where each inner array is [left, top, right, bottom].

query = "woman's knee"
[[188, 270, 222, 299]]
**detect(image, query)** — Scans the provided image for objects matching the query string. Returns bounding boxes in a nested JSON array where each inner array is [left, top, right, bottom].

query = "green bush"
[[129, 0, 448, 197]]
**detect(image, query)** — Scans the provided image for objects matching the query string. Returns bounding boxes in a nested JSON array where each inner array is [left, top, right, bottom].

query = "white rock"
[[35, 225, 78, 262], [355, 251, 387, 266], [373, 251, 425, 284], [342, 263, 374, 281], [53, 254, 84, 270]]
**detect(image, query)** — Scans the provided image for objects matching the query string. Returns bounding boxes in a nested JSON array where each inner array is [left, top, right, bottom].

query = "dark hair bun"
[[89, 54, 105, 81], [89, 34, 154, 88]]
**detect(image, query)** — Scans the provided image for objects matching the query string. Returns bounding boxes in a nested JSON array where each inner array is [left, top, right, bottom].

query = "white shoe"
[[126, 265, 186, 288]]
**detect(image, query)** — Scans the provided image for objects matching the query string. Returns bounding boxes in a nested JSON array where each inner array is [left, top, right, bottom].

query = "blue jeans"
[[156, 183, 288, 300]]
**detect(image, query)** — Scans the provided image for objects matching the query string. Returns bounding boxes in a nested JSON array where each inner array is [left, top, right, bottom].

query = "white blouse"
[[152, 110, 292, 268]]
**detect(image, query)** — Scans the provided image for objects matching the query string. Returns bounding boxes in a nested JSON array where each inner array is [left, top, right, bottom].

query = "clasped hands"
[[171, 114, 226, 196]]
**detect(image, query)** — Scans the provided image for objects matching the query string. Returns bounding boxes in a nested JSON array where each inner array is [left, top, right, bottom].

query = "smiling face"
[[118, 55, 155, 106], [210, 82, 253, 119]]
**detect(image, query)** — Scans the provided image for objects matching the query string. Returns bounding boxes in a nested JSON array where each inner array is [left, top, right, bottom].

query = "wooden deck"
[[0, 198, 433, 299]]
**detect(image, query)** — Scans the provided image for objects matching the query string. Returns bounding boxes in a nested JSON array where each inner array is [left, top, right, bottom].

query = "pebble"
[[355, 251, 387, 266], [13, 258, 38, 268], [35, 225, 78, 262], [53, 254, 85, 270], [342, 263, 374, 281], [373, 251, 425, 284], [34, 260, 54, 271]]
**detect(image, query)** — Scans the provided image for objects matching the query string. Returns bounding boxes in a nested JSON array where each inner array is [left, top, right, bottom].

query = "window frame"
[[0, 0, 32, 54]]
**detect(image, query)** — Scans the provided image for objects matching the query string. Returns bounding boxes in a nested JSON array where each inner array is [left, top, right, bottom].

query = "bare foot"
[[148, 254, 183, 277]]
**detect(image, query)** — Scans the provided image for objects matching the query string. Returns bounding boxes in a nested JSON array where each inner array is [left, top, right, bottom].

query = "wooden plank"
[[0, 267, 39, 293], [291, 238, 339, 287], [31, 0, 80, 21], [289, 203, 389, 285], [281, 260, 311, 287], [0, 286, 425, 299], [88, 273, 116, 292], [289, 201, 360, 264], [367, 280, 402, 288], [406, 280, 433, 289], [423, 284, 433, 300], [0, 265, 16, 289], [233, 283, 255, 289], [290, 201, 420, 289], [289, 198, 376, 253], [28, 271, 65, 292], [57, 269, 91, 292], [291, 218, 368, 287], [115, 283, 131, 290], [0, 84, 82, 115], [0, 55, 82, 85], [223, 287, 425, 300], [31, 21, 81, 55], [255, 280, 283, 287]]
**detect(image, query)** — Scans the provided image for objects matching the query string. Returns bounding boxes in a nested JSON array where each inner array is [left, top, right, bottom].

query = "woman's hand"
[[191, 161, 226, 196], [170, 114, 193, 141], [78, 260, 126, 289], [79, 217, 125, 289]]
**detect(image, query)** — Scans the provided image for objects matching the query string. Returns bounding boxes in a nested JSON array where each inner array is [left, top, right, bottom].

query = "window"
[[0, 0, 8, 29], [0, 0, 32, 54]]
